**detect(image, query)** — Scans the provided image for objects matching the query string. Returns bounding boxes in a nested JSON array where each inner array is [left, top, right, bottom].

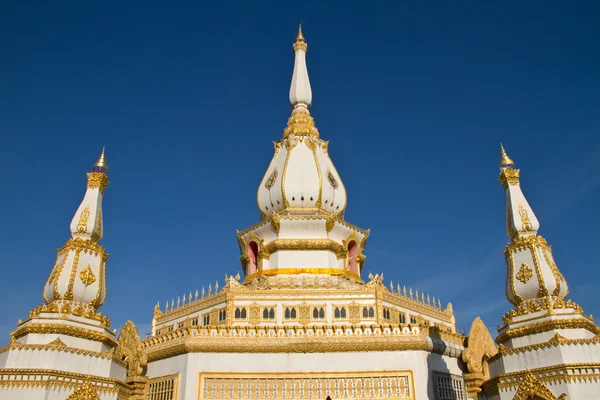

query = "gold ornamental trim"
[[0, 368, 130, 396], [86, 172, 110, 194], [496, 317, 600, 345], [11, 323, 117, 347], [245, 268, 360, 280]]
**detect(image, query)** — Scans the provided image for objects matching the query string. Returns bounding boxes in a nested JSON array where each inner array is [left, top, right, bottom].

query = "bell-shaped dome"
[[257, 107, 347, 217], [256, 27, 347, 217]]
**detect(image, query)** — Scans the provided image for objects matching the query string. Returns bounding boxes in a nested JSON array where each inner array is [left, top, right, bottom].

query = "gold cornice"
[[482, 363, 600, 396], [0, 341, 116, 361], [496, 317, 600, 345], [505, 234, 550, 255], [11, 323, 117, 347], [498, 168, 520, 190], [59, 238, 109, 261], [0, 368, 129, 396], [86, 172, 110, 195], [142, 324, 456, 362]]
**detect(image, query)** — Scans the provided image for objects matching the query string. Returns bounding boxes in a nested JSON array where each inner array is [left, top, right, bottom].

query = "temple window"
[[191, 318, 199, 326], [312, 307, 325, 320], [347, 240, 358, 274], [167, 325, 173, 332], [218, 309, 227, 322], [284, 307, 297, 320], [262, 307, 276, 320], [235, 307, 247, 319], [248, 241, 259, 275], [362, 306, 375, 319], [399, 314, 406, 324], [334, 307, 347, 319], [433, 372, 467, 400], [147, 375, 178, 400], [203, 315, 210, 326], [410, 316, 417, 324], [177, 322, 184, 329], [383, 308, 391, 320]]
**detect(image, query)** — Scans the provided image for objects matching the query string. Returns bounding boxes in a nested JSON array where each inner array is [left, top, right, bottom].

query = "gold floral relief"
[[516, 263, 533, 284]]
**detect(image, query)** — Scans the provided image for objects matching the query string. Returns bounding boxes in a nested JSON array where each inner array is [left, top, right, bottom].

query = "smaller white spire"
[[289, 25, 312, 108], [498, 145, 540, 239]]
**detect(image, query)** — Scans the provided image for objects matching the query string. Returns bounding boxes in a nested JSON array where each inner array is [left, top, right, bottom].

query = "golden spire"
[[293, 24, 307, 52], [499, 143, 514, 169], [93, 146, 108, 173]]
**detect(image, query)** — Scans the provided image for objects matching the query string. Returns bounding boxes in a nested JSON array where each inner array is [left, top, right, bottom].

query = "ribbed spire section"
[[43, 148, 110, 309], [498, 145, 568, 306], [289, 25, 312, 108]]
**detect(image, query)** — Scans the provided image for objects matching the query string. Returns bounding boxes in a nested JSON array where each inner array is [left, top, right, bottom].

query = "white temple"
[[0, 27, 598, 400]]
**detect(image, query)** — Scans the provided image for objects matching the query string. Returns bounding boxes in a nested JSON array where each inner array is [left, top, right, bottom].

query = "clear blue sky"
[[1, 1, 599, 339]]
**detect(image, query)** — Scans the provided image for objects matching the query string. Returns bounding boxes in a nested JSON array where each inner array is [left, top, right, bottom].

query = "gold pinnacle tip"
[[499, 143, 514, 168], [93, 146, 108, 171], [296, 24, 305, 42]]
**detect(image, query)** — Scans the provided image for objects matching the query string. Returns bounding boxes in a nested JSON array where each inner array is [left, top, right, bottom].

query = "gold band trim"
[[245, 268, 360, 281], [263, 238, 344, 257], [496, 318, 599, 344], [11, 323, 117, 347]]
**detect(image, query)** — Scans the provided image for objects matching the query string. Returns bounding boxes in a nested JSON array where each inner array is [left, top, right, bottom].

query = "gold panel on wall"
[[198, 370, 414, 400]]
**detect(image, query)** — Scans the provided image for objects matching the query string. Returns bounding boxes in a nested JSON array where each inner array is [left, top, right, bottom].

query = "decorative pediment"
[[114, 321, 147, 377], [462, 317, 498, 376], [65, 380, 100, 400], [513, 371, 567, 400]]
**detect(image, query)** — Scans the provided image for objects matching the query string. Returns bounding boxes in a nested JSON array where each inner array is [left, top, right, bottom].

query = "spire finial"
[[296, 24, 305, 43], [93, 146, 108, 173], [290, 26, 312, 108], [499, 143, 514, 170]]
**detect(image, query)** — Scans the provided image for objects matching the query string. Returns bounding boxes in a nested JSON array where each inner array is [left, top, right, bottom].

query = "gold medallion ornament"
[[80, 265, 96, 286], [265, 168, 277, 190], [516, 263, 533, 283]]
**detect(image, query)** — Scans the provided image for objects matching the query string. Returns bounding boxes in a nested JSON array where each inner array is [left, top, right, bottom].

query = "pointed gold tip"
[[93, 146, 108, 173], [293, 24, 308, 52], [499, 143, 514, 169], [296, 24, 305, 42]]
